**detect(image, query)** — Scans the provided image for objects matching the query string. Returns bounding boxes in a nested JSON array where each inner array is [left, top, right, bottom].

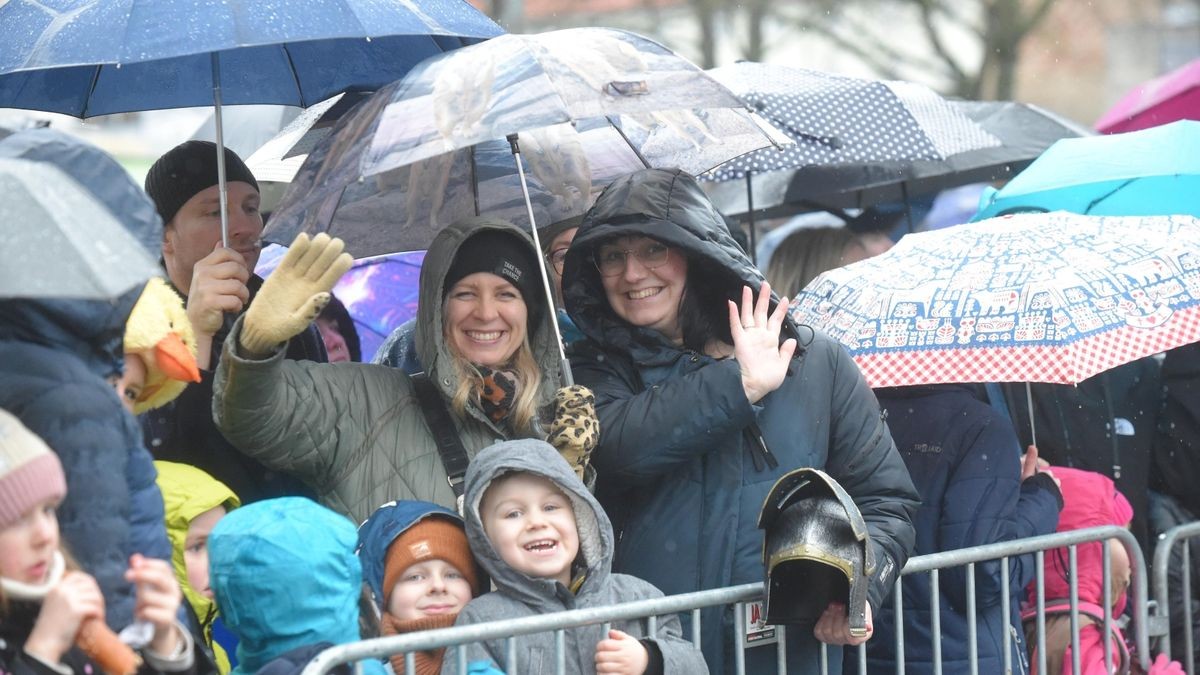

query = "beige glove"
[[240, 233, 353, 357], [548, 385, 600, 483]]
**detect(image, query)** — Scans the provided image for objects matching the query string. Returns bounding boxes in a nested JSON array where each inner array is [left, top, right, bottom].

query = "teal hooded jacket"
[[208, 497, 385, 675]]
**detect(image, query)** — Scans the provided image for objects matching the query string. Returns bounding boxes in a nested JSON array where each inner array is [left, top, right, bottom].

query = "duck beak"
[[155, 333, 201, 383]]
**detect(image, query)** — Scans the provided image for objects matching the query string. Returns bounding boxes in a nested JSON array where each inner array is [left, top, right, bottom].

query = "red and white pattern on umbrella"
[[854, 303, 1200, 388]]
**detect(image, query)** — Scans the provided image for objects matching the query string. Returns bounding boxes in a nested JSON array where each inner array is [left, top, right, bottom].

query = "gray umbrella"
[[0, 158, 161, 300]]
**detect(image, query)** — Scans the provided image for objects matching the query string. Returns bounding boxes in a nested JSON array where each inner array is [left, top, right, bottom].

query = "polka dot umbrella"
[[704, 63, 1000, 182]]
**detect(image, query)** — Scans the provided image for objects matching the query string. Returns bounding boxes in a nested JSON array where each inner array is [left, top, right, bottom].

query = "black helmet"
[[757, 468, 874, 636]]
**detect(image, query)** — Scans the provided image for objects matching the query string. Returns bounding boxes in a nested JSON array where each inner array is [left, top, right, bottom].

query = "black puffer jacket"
[[1001, 356, 1159, 547], [562, 168, 919, 674]]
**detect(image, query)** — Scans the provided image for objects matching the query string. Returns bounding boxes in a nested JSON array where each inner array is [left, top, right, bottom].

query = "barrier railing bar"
[[300, 526, 1147, 675], [894, 575, 905, 675], [1001, 558, 1011, 675], [1185, 543, 1194, 675], [690, 609, 701, 649], [554, 629, 565, 675], [1069, 545, 1080, 675], [1103, 544, 1112, 675], [1151, 522, 1200, 658], [1037, 550, 1047, 675], [733, 602, 746, 675], [966, 562, 977, 675], [930, 567, 942, 675], [775, 624, 786, 674]]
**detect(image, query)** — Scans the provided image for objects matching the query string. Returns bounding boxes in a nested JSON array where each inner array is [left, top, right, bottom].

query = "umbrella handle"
[[507, 134, 574, 387]]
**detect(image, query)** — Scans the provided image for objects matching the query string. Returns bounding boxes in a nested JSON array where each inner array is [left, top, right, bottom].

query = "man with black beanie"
[[142, 140, 324, 504]]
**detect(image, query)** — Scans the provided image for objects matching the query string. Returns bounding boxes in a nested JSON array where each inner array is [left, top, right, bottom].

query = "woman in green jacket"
[[211, 218, 566, 523]]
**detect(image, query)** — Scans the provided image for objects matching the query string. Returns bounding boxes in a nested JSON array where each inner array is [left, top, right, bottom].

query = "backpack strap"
[[1022, 599, 1130, 675], [411, 372, 471, 499]]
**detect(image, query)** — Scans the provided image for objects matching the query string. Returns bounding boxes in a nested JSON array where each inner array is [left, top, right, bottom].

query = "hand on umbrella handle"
[[240, 233, 353, 358]]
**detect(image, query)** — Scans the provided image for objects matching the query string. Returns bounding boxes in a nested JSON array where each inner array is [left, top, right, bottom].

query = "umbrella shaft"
[[508, 134, 573, 387], [212, 53, 230, 248]]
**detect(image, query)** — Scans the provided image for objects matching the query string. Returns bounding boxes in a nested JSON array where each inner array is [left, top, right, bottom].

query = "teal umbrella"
[[974, 120, 1200, 220]]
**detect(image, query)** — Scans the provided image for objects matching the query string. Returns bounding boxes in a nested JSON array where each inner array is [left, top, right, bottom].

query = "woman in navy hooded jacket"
[[0, 129, 173, 630], [864, 384, 1062, 674], [561, 168, 919, 674]]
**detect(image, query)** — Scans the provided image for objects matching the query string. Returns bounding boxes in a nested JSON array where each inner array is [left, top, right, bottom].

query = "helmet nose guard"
[[757, 468, 874, 636]]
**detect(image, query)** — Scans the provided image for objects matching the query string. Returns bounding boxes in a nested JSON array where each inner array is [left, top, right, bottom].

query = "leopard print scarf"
[[477, 366, 520, 424]]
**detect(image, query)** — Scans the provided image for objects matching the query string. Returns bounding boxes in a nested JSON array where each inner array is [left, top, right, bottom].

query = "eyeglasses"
[[593, 241, 671, 277], [547, 248, 569, 275]]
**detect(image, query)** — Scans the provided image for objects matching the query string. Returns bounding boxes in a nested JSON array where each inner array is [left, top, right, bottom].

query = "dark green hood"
[[561, 168, 803, 358]]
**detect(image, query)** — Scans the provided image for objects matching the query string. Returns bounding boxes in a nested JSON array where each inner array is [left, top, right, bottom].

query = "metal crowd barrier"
[[300, 525, 1152, 675], [1152, 521, 1200, 673]]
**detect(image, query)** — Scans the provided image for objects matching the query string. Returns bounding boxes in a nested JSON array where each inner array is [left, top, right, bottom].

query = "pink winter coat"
[[1025, 467, 1179, 675]]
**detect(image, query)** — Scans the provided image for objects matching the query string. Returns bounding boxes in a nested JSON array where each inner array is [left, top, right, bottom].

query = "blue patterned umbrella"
[[789, 212, 1200, 387]]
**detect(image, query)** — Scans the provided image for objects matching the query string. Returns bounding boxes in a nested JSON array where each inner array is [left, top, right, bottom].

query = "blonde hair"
[[766, 227, 858, 298], [442, 327, 543, 436]]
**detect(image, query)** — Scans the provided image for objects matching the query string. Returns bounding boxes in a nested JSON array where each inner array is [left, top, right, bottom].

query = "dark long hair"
[[677, 260, 735, 353], [318, 293, 362, 362]]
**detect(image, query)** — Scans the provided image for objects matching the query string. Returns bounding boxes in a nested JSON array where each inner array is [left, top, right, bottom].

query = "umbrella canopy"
[[788, 212, 1200, 388], [974, 120, 1200, 220], [0, 158, 161, 300], [264, 27, 787, 257], [707, 98, 1089, 220], [256, 245, 421, 360], [0, 0, 503, 116], [1096, 58, 1200, 134], [704, 62, 1000, 182]]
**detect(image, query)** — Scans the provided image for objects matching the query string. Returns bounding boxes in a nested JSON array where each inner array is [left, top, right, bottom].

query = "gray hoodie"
[[442, 439, 708, 675]]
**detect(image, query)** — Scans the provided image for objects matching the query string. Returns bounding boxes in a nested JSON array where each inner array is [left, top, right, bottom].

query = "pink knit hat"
[[0, 409, 67, 529]]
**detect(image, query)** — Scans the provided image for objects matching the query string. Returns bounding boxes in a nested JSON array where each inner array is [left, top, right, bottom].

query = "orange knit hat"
[[382, 516, 482, 609]]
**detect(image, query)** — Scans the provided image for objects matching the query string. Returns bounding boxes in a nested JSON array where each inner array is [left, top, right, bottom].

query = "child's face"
[[386, 559, 474, 620], [480, 473, 579, 587], [1108, 538, 1131, 608], [0, 497, 61, 584], [111, 353, 148, 414], [184, 505, 227, 598]]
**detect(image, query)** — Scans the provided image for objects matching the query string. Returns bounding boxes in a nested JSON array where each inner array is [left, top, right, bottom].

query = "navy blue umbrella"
[[0, 0, 502, 243]]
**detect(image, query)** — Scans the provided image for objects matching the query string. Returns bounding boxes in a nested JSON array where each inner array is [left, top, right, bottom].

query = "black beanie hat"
[[144, 140, 260, 226], [444, 230, 544, 330]]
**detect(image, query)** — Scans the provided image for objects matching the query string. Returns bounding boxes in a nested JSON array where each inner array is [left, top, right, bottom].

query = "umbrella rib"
[[470, 144, 480, 216], [81, 64, 103, 119], [604, 115, 652, 168], [1083, 178, 1137, 215], [280, 43, 306, 107]]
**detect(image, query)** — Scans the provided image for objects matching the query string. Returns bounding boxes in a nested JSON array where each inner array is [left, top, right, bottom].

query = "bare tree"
[[787, 0, 1063, 99]]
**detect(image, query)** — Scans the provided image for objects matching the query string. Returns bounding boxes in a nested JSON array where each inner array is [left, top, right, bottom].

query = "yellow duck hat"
[[124, 277, 201, 414]]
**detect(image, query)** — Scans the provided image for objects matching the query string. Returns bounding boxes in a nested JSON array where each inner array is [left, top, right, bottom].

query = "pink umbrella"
[[1096, 58, 1200, 134]]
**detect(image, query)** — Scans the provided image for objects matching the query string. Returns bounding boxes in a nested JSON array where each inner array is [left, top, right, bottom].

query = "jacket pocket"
[[522, 646, 545, 675]]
